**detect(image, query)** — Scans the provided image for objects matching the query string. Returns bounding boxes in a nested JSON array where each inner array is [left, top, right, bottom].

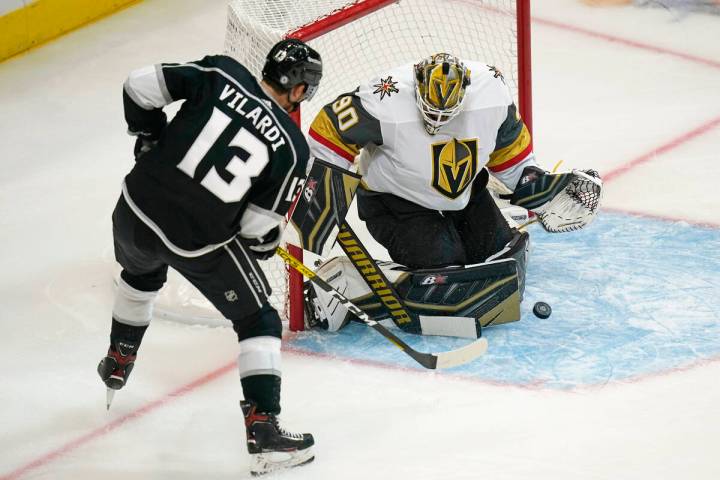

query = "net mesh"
[[225, 0, 521, 133], [157, 0, 523, 326]]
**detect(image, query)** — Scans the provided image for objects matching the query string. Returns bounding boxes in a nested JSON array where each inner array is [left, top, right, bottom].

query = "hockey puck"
[[533, 301, 552, 319]]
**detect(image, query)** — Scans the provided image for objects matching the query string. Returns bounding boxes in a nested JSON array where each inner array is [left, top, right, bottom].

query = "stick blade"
[[434, 337, 488, 369], [418, 315, 479, 339]]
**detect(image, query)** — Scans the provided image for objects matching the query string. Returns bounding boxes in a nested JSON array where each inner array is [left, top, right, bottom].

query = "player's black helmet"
[[262, 39, 323, 102]]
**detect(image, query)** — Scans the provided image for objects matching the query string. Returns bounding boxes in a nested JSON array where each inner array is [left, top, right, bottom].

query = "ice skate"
[[241, 400, 315, 476], [97, 340, 139, 409]]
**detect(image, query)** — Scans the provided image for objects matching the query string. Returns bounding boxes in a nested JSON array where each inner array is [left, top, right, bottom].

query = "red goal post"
[[224, 0, 532, 332]]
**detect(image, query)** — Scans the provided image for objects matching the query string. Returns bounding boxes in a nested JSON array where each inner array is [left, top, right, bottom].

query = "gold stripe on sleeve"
[[487, 123, 532, 170], [309, 109, 360, 159]]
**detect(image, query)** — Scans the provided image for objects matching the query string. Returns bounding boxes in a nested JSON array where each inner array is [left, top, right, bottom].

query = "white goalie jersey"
[[308, 61, 538, 211]]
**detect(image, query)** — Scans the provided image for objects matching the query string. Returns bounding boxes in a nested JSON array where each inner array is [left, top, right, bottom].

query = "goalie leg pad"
[[306, 256, 522, 332], [304, 256, 391, 332], [401, 259, 521, 328]]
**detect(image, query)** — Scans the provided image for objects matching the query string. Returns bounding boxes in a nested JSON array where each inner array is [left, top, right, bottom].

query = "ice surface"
[[1, 0, 719, 479]]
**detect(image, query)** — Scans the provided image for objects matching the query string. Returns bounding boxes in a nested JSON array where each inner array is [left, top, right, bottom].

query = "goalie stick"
[[276, 246, 488, 369]]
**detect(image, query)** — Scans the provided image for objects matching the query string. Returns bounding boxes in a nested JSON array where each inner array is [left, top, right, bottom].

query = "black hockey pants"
[[112, 195, 281, 340], [357, 170, 514, 269]]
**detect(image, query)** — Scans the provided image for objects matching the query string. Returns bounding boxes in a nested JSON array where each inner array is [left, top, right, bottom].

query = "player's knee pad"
[[234, 307, 283, 386], [113, 276, 160, 326], [237, 335, 282, 380], [232, 304, 282, 342]]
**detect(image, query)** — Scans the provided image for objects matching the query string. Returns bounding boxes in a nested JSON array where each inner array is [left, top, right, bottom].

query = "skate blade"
[[249, 447, 315, 476], [106, 388, 116, 410]]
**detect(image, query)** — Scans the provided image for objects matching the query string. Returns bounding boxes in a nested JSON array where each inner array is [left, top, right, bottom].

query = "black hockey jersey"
[[121, 55, 308, 256]]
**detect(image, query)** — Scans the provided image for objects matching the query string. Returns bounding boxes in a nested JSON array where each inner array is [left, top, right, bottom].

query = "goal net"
[[155, 0, 532, 330]]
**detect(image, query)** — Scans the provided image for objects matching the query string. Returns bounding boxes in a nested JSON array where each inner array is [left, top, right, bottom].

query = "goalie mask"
[[414, 53, 471, 135]]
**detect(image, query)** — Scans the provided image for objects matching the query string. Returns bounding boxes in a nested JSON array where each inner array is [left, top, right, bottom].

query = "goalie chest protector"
[[354, 62, 513, 211]]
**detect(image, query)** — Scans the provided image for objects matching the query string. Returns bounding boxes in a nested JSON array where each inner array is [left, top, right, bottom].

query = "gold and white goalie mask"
[[414, 53, 471, 135]]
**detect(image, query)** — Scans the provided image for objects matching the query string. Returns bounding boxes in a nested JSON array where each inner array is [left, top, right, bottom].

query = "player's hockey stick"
[[276, 246, 488, 369]]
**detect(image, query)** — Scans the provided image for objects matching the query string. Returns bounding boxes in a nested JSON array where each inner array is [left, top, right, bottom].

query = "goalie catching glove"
[[502, 166, 603, 233]]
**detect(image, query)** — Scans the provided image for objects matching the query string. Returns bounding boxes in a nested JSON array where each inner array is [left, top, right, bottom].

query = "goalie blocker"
[[305, 230, 529, 336]]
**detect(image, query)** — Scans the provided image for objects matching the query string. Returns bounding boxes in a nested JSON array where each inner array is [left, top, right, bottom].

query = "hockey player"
[[97, 39, 322, 475], [305, 53, 602, 332]]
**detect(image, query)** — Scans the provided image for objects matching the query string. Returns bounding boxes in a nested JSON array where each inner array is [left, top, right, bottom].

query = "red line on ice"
[[602, 115, 720, 183], [536, 15, 720, 224], [0, 362, 236, 480], [535, 16, 720, 70], [603, 206, 720, 229], [534, 14, 720, 185]]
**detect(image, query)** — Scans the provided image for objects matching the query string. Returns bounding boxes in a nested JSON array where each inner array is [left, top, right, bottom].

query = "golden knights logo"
[[430, 138, 478, 199]]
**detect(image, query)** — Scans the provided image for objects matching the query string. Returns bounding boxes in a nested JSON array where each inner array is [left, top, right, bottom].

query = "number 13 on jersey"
[[177, 107, 269, 203]]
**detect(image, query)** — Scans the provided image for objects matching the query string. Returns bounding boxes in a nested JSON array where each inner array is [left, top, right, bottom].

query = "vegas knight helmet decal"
[[414, 53, 471, 135]]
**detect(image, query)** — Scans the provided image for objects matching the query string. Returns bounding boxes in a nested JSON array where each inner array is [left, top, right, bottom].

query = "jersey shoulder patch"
[[463, 61, 513, 111], [309, 88, 384, 160], [356, 64, 418, 123]]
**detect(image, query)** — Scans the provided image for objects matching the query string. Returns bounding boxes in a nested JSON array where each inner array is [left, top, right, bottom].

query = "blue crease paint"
[[289, 213, 720, 389]]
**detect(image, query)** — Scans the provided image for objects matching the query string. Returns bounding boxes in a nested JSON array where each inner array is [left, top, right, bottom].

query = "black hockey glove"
[[124, 88, 167, 160], [133, 136, 159, 159], [241, 225, 282, 261], [131, 120, 166, 160]]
